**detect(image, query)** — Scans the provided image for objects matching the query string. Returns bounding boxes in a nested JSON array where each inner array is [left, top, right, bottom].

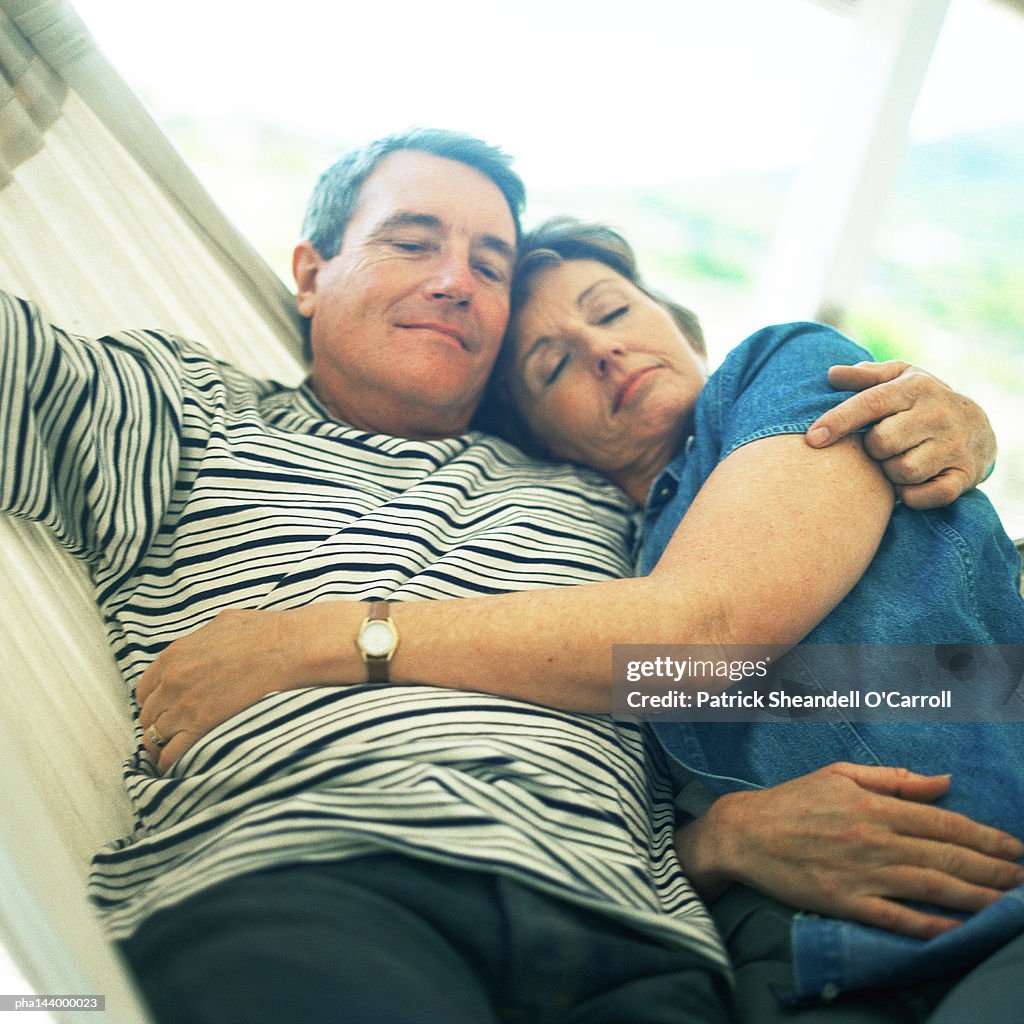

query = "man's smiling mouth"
[[400, 322, 469, 350]]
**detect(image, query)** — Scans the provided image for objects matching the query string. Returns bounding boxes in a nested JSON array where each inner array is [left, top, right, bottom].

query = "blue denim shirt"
[[637, 323, 1024, 1000]]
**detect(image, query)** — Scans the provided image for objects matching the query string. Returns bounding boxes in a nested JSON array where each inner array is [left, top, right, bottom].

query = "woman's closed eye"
[[598, 305, 629, 325], [545, 352, 569, 386]]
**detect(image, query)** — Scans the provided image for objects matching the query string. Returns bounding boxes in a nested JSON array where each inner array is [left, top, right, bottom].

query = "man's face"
[[295, 150, 517, 439]]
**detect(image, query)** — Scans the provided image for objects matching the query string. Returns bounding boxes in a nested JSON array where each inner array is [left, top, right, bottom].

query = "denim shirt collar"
[[630, 434, 694, 568]]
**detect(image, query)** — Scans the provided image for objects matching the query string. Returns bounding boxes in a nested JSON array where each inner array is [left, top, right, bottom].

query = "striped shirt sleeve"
[[1, 290, 183, 576]]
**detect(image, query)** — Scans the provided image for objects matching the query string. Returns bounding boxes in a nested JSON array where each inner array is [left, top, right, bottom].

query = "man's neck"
[[307, 379, 471, 441]]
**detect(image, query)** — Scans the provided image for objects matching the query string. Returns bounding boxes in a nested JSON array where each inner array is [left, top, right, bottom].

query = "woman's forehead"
[[529, 258, 624, 295], [515, 260, 630, 324]]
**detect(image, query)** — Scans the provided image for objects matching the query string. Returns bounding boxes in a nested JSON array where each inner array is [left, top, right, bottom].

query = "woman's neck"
[[611, 448, 675, 506], [609, 417, 692, 506]]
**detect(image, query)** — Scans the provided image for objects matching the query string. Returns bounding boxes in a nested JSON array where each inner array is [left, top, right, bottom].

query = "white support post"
[[754, 0, 952, 326]]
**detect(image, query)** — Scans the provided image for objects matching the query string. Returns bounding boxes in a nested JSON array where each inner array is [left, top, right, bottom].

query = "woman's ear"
[[293, 241, 322, 317]]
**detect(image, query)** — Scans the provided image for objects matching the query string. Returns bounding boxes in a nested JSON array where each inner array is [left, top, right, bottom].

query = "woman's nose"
[[589, 339, 625, 376]]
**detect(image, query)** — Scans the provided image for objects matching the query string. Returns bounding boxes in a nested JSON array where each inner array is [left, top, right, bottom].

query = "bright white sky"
[[70, 0, 1024, 186]]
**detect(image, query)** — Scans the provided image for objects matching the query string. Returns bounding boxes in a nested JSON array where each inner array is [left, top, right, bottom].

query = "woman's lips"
[[613, 366, 660, 413]]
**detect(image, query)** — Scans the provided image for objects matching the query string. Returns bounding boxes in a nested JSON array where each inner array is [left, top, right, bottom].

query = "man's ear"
[[293, 241, 322, 317]]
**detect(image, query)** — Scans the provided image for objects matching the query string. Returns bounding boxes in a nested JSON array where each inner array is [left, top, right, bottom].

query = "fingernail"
[[806, 426, 830, 447], [1001, 837, 1024, 857]]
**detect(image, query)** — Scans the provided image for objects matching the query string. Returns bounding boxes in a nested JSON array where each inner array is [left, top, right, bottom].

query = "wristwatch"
[[356, 601, 399, 683]]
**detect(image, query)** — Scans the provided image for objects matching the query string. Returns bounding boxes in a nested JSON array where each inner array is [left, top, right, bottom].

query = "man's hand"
[[805, 361, 996, 510], [675, 762, 1024, 940], [137, 608, 305, 773]]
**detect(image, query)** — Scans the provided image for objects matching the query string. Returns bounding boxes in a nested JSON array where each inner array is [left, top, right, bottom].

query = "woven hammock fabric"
[[1, 3, 305, 1016]]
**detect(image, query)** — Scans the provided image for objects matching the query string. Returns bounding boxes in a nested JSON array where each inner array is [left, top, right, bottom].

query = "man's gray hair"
[[301, 128, 526, 259]]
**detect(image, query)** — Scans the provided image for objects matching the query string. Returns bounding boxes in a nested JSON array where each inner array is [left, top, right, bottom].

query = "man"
[[1, 129, 1014, 1024]]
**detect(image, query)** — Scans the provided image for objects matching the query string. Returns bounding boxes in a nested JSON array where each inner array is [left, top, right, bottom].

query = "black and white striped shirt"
[[1, 291, 726, 969]]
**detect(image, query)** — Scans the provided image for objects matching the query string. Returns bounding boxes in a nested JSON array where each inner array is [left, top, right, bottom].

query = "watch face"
[[361, 620, 395, 658]]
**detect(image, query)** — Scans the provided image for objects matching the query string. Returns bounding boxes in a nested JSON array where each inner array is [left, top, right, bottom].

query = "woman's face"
[[508, 259, 708, 484]]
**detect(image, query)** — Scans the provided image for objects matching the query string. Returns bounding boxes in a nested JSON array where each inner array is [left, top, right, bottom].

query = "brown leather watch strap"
[[360, 600, 397, 684]]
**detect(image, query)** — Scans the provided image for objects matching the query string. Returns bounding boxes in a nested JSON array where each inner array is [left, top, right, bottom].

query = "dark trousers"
[[118, 854, 733, 1024]]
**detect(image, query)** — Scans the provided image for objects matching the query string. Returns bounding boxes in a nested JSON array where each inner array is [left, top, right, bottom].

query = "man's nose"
[[426, 252, 474, 305]]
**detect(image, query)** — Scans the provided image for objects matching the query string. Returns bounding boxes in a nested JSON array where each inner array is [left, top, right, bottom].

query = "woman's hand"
[[674, 762, 1024, 940], [806, 361, 996, 509], [136, 604, 362, 773]]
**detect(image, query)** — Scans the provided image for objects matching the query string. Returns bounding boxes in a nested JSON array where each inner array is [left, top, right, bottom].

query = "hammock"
[[0, 2, 304, 1018], [3, 5, 1023, 1022]]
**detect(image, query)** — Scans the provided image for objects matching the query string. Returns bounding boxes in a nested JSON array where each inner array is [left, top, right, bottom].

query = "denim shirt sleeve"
[[638, 323, 871, 574], [711, 322, 873, 461]]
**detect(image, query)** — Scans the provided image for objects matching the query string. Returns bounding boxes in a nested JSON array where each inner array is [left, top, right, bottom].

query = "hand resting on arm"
[[806, 360, 996, 510]]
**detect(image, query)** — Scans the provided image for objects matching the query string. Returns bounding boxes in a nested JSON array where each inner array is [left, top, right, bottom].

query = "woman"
[[478, 216, 1024, 1007], [480, 217, 1024, 827]]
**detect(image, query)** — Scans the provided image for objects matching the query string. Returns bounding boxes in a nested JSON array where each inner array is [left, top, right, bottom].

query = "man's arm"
[[674, 763, 1024, 940], [805, 360, 996, 510], [139, 431, 894, 771], [1, 291, 182, 564]]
